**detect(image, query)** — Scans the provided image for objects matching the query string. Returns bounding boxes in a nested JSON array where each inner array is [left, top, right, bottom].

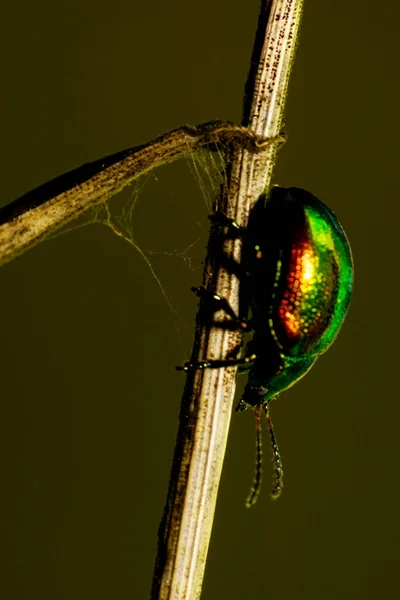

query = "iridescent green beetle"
[[181, 187, 354, 504], [236, 186, 353, 502]]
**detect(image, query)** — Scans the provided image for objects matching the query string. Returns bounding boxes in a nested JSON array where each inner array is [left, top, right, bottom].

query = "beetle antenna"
[[245, 405, 263, 507], [263, 404, 283, 499]]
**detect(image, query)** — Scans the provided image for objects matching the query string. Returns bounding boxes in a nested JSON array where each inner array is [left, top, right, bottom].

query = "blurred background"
[[0, 1, 398, 598]]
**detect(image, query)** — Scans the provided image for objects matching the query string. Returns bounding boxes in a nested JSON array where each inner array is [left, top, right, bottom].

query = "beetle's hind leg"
[[176, 354, 256, 373]]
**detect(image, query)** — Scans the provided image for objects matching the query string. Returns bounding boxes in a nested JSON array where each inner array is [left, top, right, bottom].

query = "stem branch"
[[0, 122, 258, 267]]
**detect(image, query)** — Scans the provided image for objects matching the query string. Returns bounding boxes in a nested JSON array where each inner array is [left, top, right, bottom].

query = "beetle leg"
[[176, 354, 256, 372], [191, 285, 250, 331]]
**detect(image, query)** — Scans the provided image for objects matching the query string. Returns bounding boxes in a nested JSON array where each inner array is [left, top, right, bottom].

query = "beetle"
[[179, 187, 354, 504]]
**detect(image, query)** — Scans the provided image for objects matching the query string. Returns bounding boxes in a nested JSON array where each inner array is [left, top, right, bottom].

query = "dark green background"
[[0, 1, 398, 598]]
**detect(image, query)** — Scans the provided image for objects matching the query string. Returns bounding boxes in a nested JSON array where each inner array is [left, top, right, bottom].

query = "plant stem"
[[0, 1, 304, 596], [151, 1, 304, 599], [0, 122, 256, 267]]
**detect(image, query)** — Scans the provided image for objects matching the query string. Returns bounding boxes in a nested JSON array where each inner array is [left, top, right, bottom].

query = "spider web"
[[50, 145, 227, 356]]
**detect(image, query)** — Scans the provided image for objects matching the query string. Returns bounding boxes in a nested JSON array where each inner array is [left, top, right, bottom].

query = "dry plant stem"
[[152, 1, 304, 599], [0, 122, 256, 267]]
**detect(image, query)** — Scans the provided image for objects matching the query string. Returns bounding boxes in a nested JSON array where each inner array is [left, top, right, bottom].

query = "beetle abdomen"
[[250, 187, 353, 360]]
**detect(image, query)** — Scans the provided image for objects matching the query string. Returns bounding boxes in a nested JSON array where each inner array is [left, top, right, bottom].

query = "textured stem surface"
[[151, 1, 304, 599], [0, 122, 255, 267]]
